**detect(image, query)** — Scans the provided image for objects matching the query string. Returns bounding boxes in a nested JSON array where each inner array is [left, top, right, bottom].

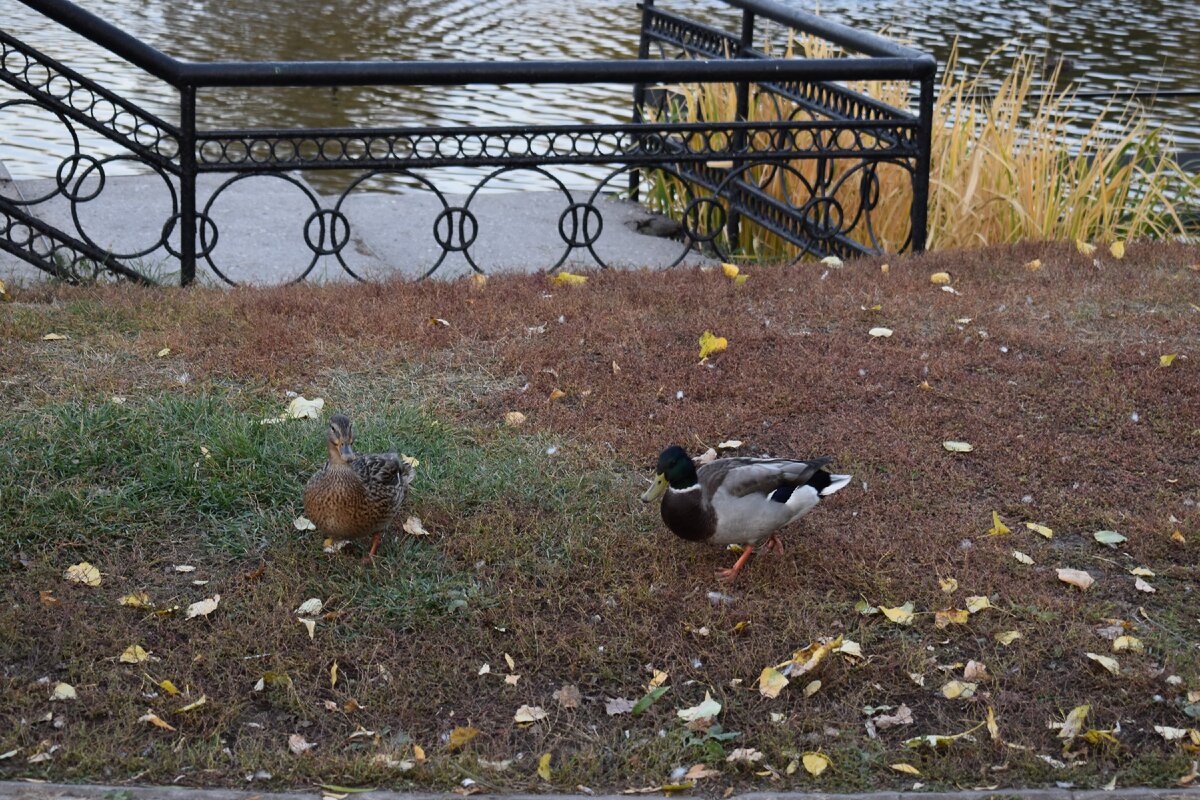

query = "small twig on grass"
[[1135, 606, 1195, 648]]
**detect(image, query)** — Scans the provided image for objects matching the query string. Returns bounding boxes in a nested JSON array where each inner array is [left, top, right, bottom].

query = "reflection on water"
[[2, 0, 1198, 193]]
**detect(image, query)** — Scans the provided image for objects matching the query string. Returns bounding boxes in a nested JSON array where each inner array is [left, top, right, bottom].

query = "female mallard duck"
[[303, 414, 414, 560], [640, 445, 851, 582]]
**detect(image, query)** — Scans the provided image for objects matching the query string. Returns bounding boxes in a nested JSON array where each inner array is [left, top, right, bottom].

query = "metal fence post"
[[911, 71, 934, 254], [726, 8, 755, 253], [179, 83, 197, 286], [629, 0, 655, 202]]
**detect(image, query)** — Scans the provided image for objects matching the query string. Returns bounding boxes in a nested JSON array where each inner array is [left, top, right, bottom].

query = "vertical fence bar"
[[178, 83, 197, 286], [725, 7, 755, 252], [629, 0, 655, 202], [911, 70, 934, 254]]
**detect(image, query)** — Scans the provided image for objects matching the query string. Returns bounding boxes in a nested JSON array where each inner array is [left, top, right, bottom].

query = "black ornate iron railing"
[[0, 0, 935, 285]]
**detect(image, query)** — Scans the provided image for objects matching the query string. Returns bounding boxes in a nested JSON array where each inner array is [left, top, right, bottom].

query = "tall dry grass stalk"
[[643, 36, 1197, 258]]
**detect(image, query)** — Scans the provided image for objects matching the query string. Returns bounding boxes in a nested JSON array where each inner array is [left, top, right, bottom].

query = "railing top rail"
[[16, 0, 934, 90], [716, 0, 929, 60], [172, 56, 934, 88], [16, 0, 180, 83]]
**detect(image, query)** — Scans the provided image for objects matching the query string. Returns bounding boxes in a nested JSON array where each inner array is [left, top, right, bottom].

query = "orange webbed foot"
[[715, 545, 754, 582], [361, 531, 383, 564]]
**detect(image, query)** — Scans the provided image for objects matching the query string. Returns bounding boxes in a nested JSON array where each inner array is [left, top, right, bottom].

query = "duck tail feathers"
[[820, 473, 853, 497]]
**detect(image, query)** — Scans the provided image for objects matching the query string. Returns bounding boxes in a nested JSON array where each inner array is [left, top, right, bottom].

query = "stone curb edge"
[[2, 782, 1200, 800]]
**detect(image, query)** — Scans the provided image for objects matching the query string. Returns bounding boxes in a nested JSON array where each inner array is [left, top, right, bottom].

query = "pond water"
[[2, 0, 1198, 193]]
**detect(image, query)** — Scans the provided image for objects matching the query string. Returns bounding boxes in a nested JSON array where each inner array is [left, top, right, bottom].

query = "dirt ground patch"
[[2, 241, 1199, 794]]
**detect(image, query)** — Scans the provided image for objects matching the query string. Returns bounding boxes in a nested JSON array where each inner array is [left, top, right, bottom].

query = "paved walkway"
[[0, 163, 711, 285], [2, 783, 1199, 800]]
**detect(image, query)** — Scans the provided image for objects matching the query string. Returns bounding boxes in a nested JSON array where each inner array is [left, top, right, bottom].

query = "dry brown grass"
[[2, 241, 1200, 793]]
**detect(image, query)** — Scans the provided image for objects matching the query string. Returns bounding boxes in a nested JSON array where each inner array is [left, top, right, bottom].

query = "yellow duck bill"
[[640, 472, 668, 503]]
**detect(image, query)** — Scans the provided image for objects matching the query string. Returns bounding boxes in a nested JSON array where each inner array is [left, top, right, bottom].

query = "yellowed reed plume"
[[643, 36, 1195, 258]]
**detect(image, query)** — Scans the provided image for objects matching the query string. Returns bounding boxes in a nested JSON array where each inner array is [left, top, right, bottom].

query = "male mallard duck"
[[303, 414, 414, 560], [640, 445, 851, 582]]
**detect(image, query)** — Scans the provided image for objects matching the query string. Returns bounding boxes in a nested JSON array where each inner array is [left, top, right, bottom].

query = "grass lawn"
[[2, 241, 1199, 794]]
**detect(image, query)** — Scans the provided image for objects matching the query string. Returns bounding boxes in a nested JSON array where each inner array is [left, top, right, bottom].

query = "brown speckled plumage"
[[303, 414, 413, 553]]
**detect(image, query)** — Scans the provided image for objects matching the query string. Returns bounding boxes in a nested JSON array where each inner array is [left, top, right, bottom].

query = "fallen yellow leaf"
[[987, 510, 1011, 536], [51, 682, 77, 701], [156, 347, 171, 358], [65, 562, 101, 587], [284, 396, 324, 420], [804, 680, 821, 697], [1076, 239, 1097, 256], [1110, 241, 1126, 259], [330, 660, 339, 688], [935, 609, 969, 628], [1013, 550, 1034, 565], [778, 635, 844, 677], [447, 726, 480, 751], [880, 263, 890, 274], [757, 667, 789, 699], [402, 516, 431, 536], [890, 763, 920, 775], [158, 679, 179, 695], [994, 630, 1022, 646], [514, 705, 547, 724], [939, 577, 959, 593], [118, 592, 153, 608], [802, 752, 830, 776], [119, 645, 150, 664], [941, 680, 977, 699], [721, 263, 740, 278], [550, 271, 587, 286], [1113, 635, 1144, 653], [175, 695, 207, 713], [537, 752, 552, 780], [1086, 652, 1120, 675], [1057, 568, 1094, 591], [1024, 258, 1043, 271], [1161, 353, 1178, 367], [677, 692, 722, 722], [868, 326, 893, 338], [548, 388, 566, 402], [185, 595, 220, 619], [698, 331, 728, 359], [41, 333, 68, 340], [1025, 522, 1054, 538], [139, 712, 176, 732], [504, 411, 526, 427], [942, 440, 973, 453], [1058, 704, 1090, 741], [1173, 530, 1187, 543], [965, 595, 991, 613], [880, 602, 914, 625], [929, 271, 951, 285]]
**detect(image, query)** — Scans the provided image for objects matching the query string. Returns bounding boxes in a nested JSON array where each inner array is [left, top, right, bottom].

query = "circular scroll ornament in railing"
[[582, 165, 696, 270], [331, 170, 456, 281], [66, 155, 179, 261], [0, 100, 81, 205], [458, 165, 577, 275], [198, 172, 327, 285]]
